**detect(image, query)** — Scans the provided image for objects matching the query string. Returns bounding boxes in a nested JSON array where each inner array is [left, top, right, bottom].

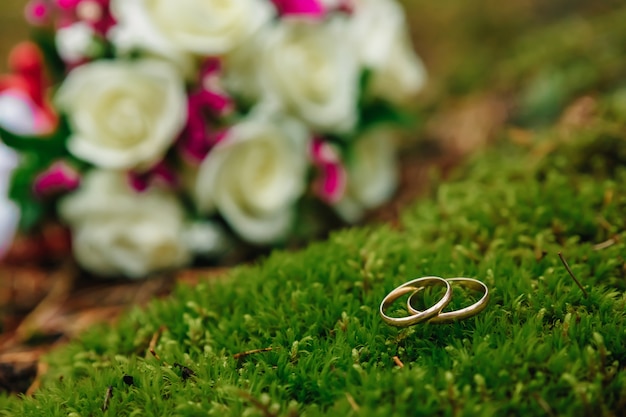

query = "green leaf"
[[17, 198, 45, 231], [358, 99, 415, 131], [0, 116, 70, 157], [30, 28, 67, 85], [7, 153, 49, 231]]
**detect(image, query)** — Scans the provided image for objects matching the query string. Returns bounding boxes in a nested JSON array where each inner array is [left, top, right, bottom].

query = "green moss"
[[2, 3, 626, 415], [1, 131, 624, 416]]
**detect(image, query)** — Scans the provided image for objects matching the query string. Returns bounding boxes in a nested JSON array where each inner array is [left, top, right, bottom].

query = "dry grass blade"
[[557, 252, 589, 298]]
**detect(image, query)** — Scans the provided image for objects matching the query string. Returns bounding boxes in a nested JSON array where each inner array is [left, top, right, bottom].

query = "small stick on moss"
[[532, 393, 555, 417], [392, 356, 404, 368], [233, 346, 277, 360], [148, 326, 166, 361], [235, 390, 278, 417], [102, 386, 113, 412], [592, 238, 616, 251], [557, 252, 588, 298], [345, 392, 360, 412]]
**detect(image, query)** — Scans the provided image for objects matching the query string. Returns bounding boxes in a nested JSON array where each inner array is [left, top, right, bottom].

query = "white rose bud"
[[257, 18, 359, 133], [0, 143, 19, 257], [55, 59, 187, 170], [59, 170, 192, 278], [109, 0, 274, 59], [195, 113, 308, 244], [351, 0, 427, 104], [55, 22, 96, 64], [333, 127, 398, 222]]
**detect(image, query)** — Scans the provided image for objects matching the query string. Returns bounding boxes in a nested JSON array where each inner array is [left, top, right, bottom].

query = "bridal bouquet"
[[0, 0, 426, 278]]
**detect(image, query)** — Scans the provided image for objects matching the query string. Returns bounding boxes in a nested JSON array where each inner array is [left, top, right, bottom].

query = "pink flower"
[[55, 0, 81, 9], [310, 137, 346, 204], [198, 59, 233, 115], [76, 0, 116, 35], [25, 0, 51, 25], [272, 0, 325, 19], [33, 160, 81, 197], [179, 59, 233, 164], [27, 0, 116, 35], [128, 160, 177, 192]]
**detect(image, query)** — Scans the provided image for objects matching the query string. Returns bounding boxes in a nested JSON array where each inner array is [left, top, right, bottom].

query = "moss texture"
[[2, 2, 626, 416], [1, 126, 625, 415]]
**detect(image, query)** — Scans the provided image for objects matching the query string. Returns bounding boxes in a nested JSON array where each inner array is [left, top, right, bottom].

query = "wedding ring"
[[379, 276, 452, 327], [406, 277, 489, 323]]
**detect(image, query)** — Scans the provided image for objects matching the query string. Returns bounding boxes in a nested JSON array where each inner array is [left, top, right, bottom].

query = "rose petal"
[[55, 0, 81, 10], [198, 90, 233, 115], [33, 160, 81, 197], [314, 162, 346, 204], [310, 138, 346, 203], [128, 160, 177, 192], [272, 0, 325, 18]]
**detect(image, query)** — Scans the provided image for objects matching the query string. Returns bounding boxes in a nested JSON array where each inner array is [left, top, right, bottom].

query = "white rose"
[[351, 0, 426, 104], [0, 142, 19, 257], [195, 113, 308, 244], [109, 0, 273, 59], [59, 170, 193, 278], [222, 38, 266, 104], [55, 59, 187, 170], [257, 18, 359, 133], [55, 22, 96, 63], [333, 127, 398, 222]]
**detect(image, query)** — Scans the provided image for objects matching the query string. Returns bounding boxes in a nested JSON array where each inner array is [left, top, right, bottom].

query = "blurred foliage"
[[403, 0, 626, 128]]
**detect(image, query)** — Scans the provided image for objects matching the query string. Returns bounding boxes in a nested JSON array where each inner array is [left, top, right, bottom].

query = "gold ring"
[[379, 276, 452, 327], [406, 277, 489, 323]]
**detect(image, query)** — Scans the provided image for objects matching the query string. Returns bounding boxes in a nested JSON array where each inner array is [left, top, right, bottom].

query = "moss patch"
[[1, 130, 625, 415], [2, 2, 626, 416]]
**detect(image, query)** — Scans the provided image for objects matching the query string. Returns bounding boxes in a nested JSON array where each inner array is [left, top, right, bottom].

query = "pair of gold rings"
[[379, 276, 489, 327]]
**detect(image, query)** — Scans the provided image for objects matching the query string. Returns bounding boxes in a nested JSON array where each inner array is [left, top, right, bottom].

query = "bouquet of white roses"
[[0, 0, 426, 278]]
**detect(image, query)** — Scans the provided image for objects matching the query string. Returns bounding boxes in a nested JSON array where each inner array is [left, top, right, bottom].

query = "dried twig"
[[148, 326, 166, 361], [0, 347, 49, 364], [592, 238, 616, 251], [3, 262, 76, 347], [233, 346, 277, 360], [345, 392, 360, 412], [235, 390, 278, 417], [102, 386, 113, 412], [392, 356, 405, 368], [532, 392, 555, 417], [557, 252, 588, 298]]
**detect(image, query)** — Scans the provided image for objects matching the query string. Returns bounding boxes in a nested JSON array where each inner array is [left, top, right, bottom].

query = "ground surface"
[[0, 0, 625, 409]]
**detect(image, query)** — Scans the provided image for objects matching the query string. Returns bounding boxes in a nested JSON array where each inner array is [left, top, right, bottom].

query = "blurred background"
[[1, 1, 29, 73], [1, 0, 625, 394]]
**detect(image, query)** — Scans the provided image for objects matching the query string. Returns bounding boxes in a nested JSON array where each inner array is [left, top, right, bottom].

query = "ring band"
[[379, 276, 452, 327], [406, 277, 489, 323]]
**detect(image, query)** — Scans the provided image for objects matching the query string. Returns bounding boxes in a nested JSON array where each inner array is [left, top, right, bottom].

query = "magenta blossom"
[[179, 59, 233, 165], [25, 0, 115, 35], [310, 137, 346, 204], [25, 0, 51, 25], [128, 160, 178, 193], [33, 160, 80, 197], [272, 0, 326, 19]]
